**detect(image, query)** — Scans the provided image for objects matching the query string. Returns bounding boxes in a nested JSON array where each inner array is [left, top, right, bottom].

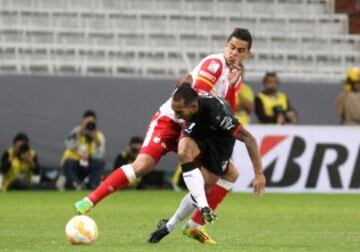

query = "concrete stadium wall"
[[0, 75, 343, 170]]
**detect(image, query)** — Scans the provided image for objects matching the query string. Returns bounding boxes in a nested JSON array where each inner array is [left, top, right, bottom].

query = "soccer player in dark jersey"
[[148, 83, 265, 243]]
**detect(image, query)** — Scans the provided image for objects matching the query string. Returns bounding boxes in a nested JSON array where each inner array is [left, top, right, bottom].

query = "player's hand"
[[228, 64, 242, 88], [253, 173, 266, 197]]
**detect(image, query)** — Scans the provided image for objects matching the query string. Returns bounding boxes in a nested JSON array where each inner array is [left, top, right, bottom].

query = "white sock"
[[121, 164, 137, 183], [188, 219, 201, 228], [182, 168, 208, 209], [216, 178, 234, 191], [166, 193, 196, 232]]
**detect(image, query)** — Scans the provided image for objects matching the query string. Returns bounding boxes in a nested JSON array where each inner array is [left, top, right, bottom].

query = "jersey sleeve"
[[225, 78, 242, 112], [211, 104, 243, 136], [192, 58, 223, 93]]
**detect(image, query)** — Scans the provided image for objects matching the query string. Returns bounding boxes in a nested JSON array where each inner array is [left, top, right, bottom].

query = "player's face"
[[224, 37, 250, 66], [171, 99, 196, 121]]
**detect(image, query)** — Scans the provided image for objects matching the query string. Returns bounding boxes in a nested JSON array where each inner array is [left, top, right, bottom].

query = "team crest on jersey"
[[207, 60, 220, 74], [153, 136, 161, 144]]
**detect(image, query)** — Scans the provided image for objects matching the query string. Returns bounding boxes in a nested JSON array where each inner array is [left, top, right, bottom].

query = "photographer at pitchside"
[[61, 110, 105, 190], [1, 132, 41, 191]]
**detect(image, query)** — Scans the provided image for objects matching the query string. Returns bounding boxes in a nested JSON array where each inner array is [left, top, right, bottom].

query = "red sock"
[[191, 183, 229, 225], [88, 167, 130, 205]]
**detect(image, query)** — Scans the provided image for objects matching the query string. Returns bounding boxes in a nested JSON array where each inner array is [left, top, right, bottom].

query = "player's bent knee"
[[223, 163, 239, 183], [178, 137, 200, 163], [177, 150, 195, 163]]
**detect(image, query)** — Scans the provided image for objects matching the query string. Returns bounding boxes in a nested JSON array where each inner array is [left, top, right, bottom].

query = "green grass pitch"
[[0, 191, 359, 252]]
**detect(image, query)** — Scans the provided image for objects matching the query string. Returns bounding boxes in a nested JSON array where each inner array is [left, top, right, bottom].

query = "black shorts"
[[192, 136, 235, 176]]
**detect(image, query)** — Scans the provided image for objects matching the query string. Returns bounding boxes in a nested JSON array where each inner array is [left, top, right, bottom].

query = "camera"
[[273, 105, 284, 115], [17, 143, 30, 157], [84, 121, 97, 141], [85, 121, 97, 131]]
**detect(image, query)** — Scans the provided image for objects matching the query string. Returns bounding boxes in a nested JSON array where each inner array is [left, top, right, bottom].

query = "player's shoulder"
[[201, 53, 225, 65], [192, 53, 225, 78], [195, 54, 226, 77]]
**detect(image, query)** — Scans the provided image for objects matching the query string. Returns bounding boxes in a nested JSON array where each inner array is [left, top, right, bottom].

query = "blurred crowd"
[[1, 67, 359, 192]]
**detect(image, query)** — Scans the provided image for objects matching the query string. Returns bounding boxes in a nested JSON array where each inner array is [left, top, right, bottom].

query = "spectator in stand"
[[61, 110, 105, 190], [255, 72, 297, 124], [1, 132, 41, 191], [235, 64, 255, 125], [335, 67, 360, 125], [113, 136, 143, 170]]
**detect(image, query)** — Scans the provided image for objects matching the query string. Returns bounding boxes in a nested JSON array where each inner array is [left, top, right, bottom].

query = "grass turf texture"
[[0, 191, 359, 252]]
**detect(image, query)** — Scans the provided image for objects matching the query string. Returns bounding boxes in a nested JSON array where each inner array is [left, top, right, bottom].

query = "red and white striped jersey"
[[159, 53, 241, 122], [191, 53, 233, 99]]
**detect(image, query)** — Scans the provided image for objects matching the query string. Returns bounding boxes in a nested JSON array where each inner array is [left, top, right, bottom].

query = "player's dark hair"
[[83, 110, 97, 119], [227, 28, 252, 50], [129, 136, 143, 145], [173, 82, 198, 106], [13, 132, 29, 144], [263, 71, 278, 83]]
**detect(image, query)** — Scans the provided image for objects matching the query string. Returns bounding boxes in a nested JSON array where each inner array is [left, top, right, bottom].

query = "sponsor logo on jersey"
[[153, 136, 161, 144], [199, 70, 216, 82], [207, 60, 220, 74], [220, 116, 236, 130]]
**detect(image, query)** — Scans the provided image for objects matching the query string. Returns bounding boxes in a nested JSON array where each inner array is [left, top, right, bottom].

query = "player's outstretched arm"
[[234, 127, 266, 197]]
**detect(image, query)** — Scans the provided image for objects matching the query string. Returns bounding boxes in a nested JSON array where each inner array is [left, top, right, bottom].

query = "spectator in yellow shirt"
[[255, 72, 297, 124]]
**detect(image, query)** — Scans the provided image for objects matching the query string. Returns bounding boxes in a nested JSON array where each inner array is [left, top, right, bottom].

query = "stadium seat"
[[0, 0, 359, 81]]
